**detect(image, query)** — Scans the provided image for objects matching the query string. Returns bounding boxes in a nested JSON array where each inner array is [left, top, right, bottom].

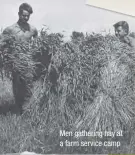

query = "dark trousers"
[[12, 71, 32, 114]]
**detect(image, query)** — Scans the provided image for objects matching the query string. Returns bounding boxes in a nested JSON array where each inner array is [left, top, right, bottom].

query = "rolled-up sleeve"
[[3, 27, 11, 35], [0, 27, 12, 49]]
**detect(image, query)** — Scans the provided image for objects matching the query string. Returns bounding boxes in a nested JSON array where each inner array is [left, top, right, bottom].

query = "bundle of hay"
[[25, 33, 106, 125], [0, 35, 35, 81], [0, 35, 36, 111], [25, 33, 135, 131], [30, 30, 64, 81], [75, 35, 135, 132], [18, 32, 135, 153]]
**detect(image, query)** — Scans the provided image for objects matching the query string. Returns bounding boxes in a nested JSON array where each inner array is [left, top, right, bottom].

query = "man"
[[2, 3, 38, 42], [113, 21, 135, 48], [1, 3, 38, 114]]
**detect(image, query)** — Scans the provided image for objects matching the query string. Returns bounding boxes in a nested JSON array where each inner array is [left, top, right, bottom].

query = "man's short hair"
[[113, 21, 129, 34], [19, 3, 33, 14]]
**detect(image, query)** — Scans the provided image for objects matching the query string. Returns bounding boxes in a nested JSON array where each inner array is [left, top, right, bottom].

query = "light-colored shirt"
[[2, 22, 38, 42]]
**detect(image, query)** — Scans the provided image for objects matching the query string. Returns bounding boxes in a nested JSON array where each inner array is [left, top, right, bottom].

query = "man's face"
[[115, 26, 127, 39], [19, 10, 30, 23]]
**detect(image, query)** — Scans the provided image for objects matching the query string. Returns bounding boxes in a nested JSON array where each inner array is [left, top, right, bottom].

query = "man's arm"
[[1, 27, 12, 42], [0, 27, 13, 49], [2, 26, 12, 35], [129, 37, 135, 48], [123, 36, 135, 48]]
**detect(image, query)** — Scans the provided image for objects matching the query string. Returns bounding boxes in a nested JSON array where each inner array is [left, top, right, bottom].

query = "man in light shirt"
[[0, 3, 38, 114], [2, 3, 38, 42], [113, 21, 135, 48]]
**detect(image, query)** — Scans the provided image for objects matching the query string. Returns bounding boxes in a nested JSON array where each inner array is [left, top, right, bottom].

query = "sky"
[[0, 0, 135, 39]]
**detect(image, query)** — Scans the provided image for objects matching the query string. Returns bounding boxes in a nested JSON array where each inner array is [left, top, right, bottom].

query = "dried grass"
[[0, 31, 135, 154]]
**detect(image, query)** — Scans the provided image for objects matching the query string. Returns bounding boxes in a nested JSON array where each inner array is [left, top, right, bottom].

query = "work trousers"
[[12, 71, 32, 114]]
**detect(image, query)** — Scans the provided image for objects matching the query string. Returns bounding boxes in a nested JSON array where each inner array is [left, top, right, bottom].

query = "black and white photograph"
[[0, 0, 135, 154]]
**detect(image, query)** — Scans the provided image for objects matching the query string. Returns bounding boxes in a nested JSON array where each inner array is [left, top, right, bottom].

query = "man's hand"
[[123, 36, 130, 44], [122, 36, 135, 48]]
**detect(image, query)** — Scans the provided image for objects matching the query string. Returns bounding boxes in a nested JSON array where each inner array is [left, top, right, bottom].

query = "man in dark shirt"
[[113, 21, 135, 48]]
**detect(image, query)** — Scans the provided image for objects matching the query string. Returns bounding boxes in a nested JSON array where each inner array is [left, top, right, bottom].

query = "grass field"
[[0, 31, 135, 154]]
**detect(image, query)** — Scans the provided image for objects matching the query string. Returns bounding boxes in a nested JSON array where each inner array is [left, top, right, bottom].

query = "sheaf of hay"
[[73, 35, 135, 132], [0, 31, 135, 153], [23, 33, 135, 134]]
